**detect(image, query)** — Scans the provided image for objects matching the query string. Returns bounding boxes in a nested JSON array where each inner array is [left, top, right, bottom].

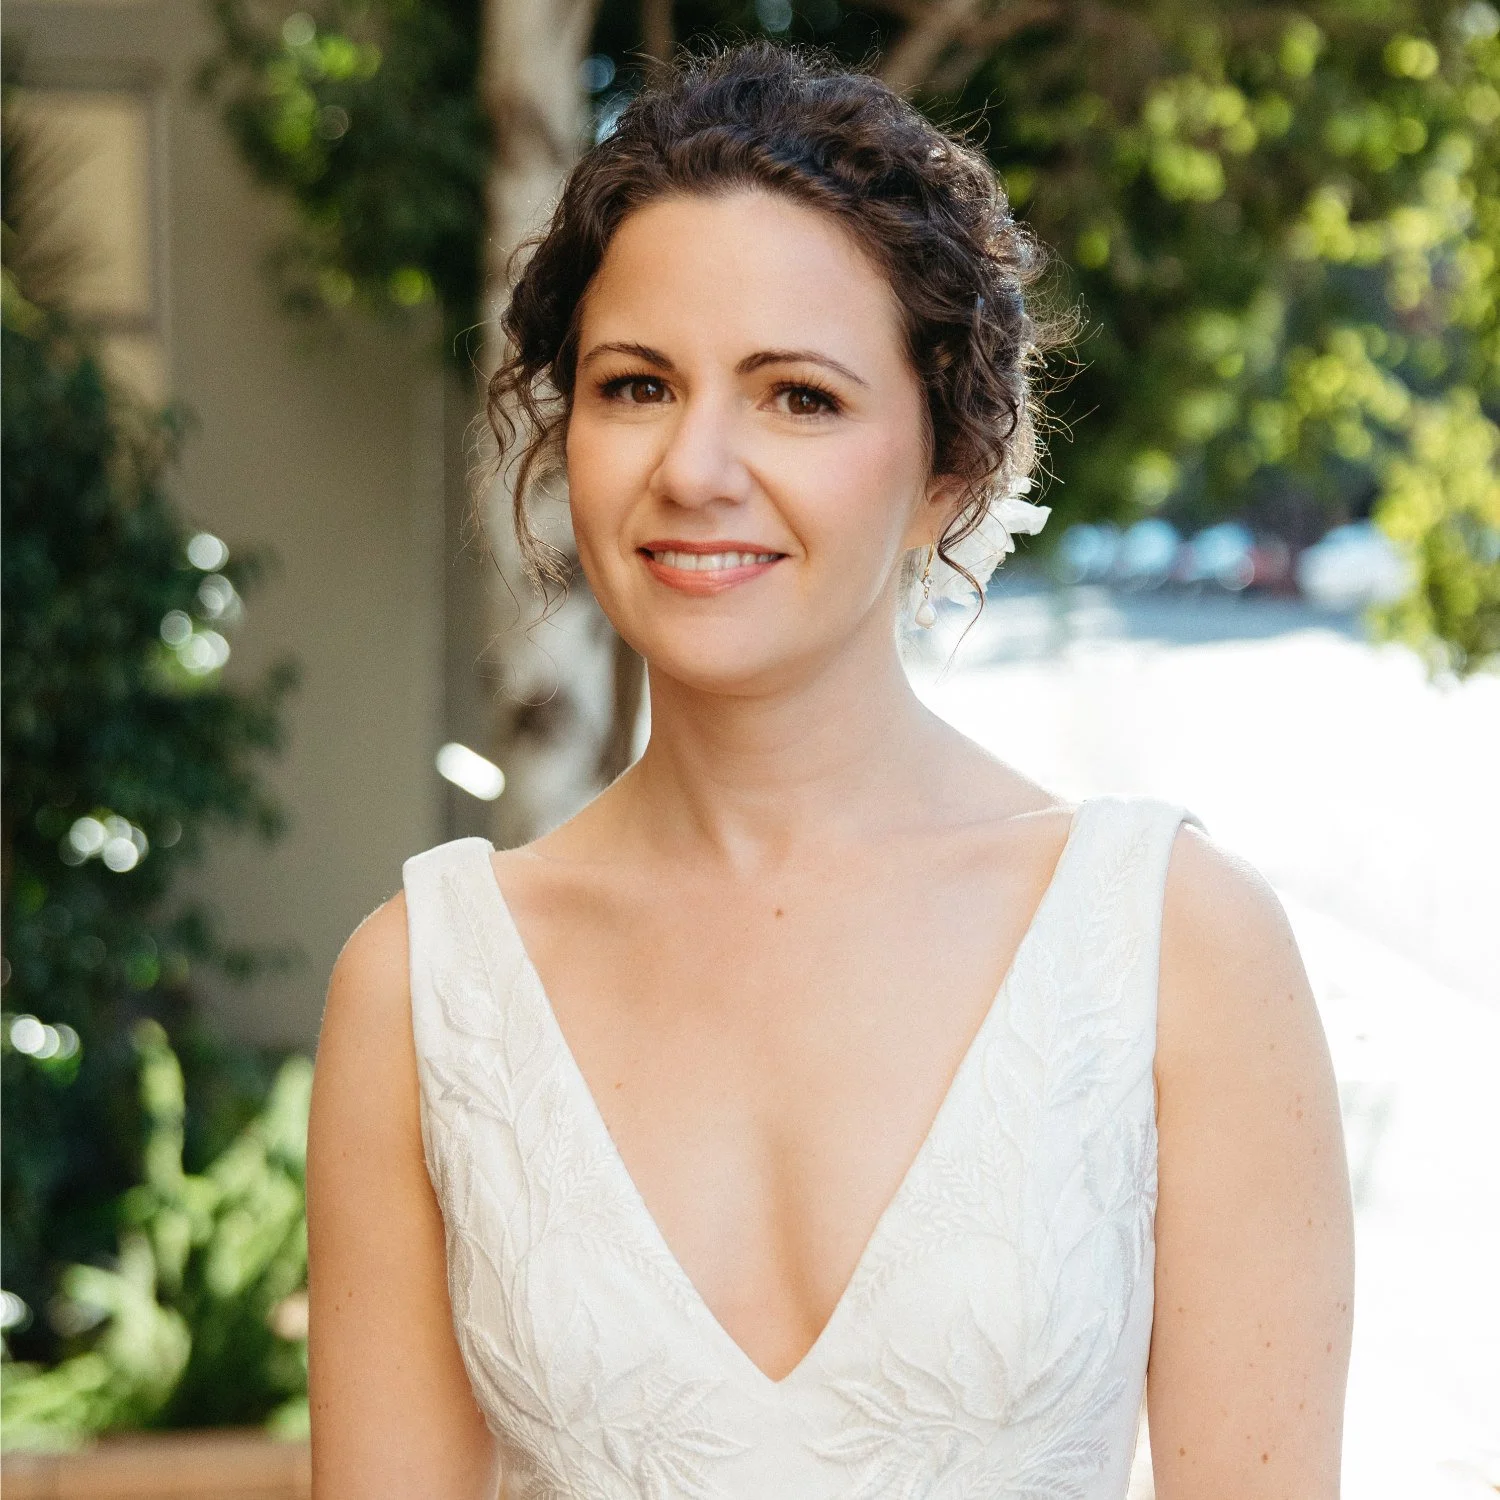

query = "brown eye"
[[778, 384, 839, 417], [601, 374, 670, 404]]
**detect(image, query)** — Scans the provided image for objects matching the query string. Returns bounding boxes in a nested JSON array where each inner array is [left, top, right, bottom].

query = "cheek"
[[774, 421, 929, 566], [564, 416, 646, 551]]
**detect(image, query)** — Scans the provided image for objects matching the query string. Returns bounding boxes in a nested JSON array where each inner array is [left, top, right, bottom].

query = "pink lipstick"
[[637, 540, 786, 596]]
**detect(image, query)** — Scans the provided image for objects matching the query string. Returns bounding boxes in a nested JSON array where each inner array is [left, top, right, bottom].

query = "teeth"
[[651, 549, 780, 571]]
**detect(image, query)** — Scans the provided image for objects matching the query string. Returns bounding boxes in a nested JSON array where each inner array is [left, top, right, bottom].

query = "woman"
[[308, 44, 1353, 1499]]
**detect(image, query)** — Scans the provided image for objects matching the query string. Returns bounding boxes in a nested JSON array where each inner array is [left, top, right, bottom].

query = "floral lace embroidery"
[[403, 796, 1193, 1499]]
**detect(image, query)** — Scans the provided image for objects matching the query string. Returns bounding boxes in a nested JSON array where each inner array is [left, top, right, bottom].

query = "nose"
[[648, 388, 753, 511]]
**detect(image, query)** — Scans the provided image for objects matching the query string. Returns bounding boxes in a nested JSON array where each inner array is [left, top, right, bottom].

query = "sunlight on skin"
[[565, 189, 958, 701]]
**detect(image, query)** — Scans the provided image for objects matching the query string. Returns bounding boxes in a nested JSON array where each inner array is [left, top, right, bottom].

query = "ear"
[[903, 473, 966, 552]]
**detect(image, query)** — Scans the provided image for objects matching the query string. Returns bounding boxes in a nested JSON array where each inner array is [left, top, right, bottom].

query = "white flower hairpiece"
[[926, 478, 1051, 606]]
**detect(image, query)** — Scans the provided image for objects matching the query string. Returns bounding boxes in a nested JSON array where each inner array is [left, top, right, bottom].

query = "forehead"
[[579, 190, 909, 367]]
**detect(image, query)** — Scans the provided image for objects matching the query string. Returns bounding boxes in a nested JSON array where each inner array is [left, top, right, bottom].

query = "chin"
[[641, 636, 798, 695], [625, 615, 825, 696]]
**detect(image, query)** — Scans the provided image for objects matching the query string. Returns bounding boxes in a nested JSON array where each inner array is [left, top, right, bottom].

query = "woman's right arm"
[[307, 895, 500, 1499]]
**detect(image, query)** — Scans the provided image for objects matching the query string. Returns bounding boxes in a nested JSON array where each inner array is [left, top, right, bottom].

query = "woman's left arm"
[[1147, 825, 1355, 1500]]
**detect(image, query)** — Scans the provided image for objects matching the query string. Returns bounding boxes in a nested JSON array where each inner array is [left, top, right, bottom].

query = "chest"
[[487, 837, 1072, 1378], [521, 860, 1008, 1114], [497, 833, 1069, 1103]]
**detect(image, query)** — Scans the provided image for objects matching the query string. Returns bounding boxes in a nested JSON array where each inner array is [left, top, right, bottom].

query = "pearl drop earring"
[[915, 545, 937, 629]]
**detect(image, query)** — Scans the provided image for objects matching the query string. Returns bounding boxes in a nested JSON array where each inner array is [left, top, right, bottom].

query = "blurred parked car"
[[1056, 522, 1122, 585], [1175, 521, 1255, 591], [1057, 519, 1303, 597], [1294, 522, 1413, 611], [1113, 519, 1181, 590]]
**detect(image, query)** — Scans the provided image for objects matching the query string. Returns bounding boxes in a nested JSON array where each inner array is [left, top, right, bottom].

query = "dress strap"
[[1005, 795, 1205, 1108], [402, 836, 527, 1050], [1058, 794, 1204, 913], [401, 835, 562, 1215], [1071, 793, 1204, 970]]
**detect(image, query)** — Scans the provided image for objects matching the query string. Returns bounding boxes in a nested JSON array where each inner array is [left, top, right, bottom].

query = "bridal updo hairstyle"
[[486, 41, 1056, 602]]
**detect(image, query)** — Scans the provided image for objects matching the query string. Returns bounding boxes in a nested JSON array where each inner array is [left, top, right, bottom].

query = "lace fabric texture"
[[403, 794, 1199, 1499]]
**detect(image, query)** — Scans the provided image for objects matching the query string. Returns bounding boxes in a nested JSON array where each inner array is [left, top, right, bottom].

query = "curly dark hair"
[[485, 40, 1061, 602]]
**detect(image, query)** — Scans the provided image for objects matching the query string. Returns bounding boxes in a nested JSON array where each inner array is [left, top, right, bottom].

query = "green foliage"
[[1, 1022, 312, 1450], [197, 0, 490, 357], [198, 0, 1500, 671], [1370, 386, 1500, 671], [2, 109, 300, 1360], [945, 0, 1500, 670]]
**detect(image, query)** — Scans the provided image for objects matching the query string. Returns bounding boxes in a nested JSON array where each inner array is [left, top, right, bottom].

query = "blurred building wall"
[[6, 0, 474, 1049]]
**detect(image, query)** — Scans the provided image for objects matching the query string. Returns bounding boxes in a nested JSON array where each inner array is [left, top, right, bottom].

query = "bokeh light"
[[186, 532, 229, 571], [436, 742, 505, 801]]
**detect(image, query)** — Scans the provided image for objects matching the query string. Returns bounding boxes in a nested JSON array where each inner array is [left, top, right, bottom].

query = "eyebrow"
[[578, 341, 869, 388]]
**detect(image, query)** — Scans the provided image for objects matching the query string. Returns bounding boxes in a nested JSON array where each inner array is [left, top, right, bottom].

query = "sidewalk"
[[911, 584, 1500, 1499]]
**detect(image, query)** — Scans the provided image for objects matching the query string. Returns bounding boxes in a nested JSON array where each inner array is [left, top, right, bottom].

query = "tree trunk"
[[641, 0, 674, 65], [476, 0, 626, 847], [877, 0, 986, 92]]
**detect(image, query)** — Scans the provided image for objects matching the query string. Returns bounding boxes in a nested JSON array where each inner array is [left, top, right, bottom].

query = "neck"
[[619, 617, 948, 871]]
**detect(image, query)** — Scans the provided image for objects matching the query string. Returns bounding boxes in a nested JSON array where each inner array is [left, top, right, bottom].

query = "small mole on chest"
[[774, 907, 784, 918]]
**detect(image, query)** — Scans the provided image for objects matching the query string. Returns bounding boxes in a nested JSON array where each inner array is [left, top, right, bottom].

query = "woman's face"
[[564, 190, 952, 692]]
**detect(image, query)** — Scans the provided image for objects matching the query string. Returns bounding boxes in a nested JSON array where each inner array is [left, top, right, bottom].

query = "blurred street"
[[909, 582, 1500, 1500]]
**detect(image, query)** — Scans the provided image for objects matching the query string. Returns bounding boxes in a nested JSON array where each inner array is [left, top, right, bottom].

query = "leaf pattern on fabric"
[[401, 797, 1198, 1497]]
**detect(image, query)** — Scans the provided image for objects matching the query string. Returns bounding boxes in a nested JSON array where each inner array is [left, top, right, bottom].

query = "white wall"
[[9, 0, 451, 1048]]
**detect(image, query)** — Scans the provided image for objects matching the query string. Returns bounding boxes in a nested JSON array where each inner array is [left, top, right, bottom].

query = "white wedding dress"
[[403, 793, 1201, 1499]]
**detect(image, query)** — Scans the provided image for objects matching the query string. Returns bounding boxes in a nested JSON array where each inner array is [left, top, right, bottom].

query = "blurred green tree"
[[1, 99, 299, 1367], [197, 0, 490, 360], [937, 2, 1500, 675]]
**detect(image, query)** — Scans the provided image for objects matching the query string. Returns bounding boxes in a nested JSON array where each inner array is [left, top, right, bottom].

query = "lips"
[[637, 542, 786, 595]]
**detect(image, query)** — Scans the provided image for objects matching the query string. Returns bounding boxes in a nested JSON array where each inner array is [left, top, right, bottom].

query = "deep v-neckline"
[[471, 800, 1093, 1391]]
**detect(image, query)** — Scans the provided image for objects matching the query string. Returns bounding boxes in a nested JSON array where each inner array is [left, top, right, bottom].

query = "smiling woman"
[[307, 42, 1354, 1500], [562, 187, 963, 687], [489, 44, 1059, 624]]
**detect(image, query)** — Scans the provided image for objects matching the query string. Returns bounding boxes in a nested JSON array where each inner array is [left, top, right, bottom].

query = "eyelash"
[[772, 379, 842, 417], [594, 372, 844, 417], [598, 373, 668, 403]]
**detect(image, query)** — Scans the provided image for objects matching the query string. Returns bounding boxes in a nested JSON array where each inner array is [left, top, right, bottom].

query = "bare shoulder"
[[1155, 821, 1325, 1080], [313, 894, 420, 1161], [309, 895, 499, 1495], [1147, 821, 1353, 1498], [321, 895, 413, 1047], [326, 893, 412, 1016], [1161, 818, 1290, 957], [1154, 819, 1343, 1161]]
